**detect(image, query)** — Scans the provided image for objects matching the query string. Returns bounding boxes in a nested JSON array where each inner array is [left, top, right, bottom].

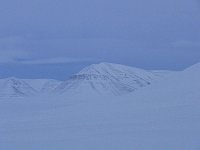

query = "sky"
[[0, 0, 200, 80]]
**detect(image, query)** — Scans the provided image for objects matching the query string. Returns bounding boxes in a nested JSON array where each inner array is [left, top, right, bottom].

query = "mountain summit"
[[54, 63, 161, 96]]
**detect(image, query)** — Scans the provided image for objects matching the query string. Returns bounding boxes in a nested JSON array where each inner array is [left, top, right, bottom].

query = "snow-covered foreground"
[[0, 63, 200, 150], [1, 97, 200, 150]]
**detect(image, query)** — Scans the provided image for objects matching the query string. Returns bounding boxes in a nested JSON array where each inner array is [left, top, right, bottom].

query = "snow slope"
[[0, 78, 61, 98], [0, 77, 36, 98], [24, 79, 61, 93], [0, 63, 200, 150], [54, 62, 162, 96], [124, 62, 200, 106]]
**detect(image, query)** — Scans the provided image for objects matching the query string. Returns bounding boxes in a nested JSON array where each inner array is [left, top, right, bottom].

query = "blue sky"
[[0, 0, 200, 80]]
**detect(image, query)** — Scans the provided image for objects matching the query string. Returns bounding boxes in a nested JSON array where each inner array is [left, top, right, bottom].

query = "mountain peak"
[[77, 62, 146, 76], [55, 62, 160, 96], [85, 62, 131, 69]]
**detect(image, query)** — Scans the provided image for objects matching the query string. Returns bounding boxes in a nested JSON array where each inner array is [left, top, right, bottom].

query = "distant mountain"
[[54, 62, 165, 96], [0, 77, 37, 98], [0, 63, 174, 98], [124, 62, 200, 106], [0, 78, 61, 98], [24, 79, 61, 93]]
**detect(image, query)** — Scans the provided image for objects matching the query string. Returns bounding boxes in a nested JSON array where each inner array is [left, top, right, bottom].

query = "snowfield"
[[0, 63, 200, 150]]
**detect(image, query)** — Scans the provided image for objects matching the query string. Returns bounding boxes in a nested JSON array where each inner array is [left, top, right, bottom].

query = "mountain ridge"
[[0, 62, 177, 98], [54, 62, 165, 96]]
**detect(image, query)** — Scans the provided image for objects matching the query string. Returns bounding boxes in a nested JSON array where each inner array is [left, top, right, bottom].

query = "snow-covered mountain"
[[0, 78, 61, 98], [124, 62, 200, 106], [24, 79, 61, 93], [0, 77, 37, 98], [54, 62, 165, 96], [0, 63, 173, 97]]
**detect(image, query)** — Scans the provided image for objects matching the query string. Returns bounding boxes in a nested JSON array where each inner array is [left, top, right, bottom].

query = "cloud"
[[0, 36, 31, 63], [0, 36, 99, 65], [172, 40, 200, 48], [15, 57, 97, 65], [0, 49, 30, 64], [0, 55, 97, 65]]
